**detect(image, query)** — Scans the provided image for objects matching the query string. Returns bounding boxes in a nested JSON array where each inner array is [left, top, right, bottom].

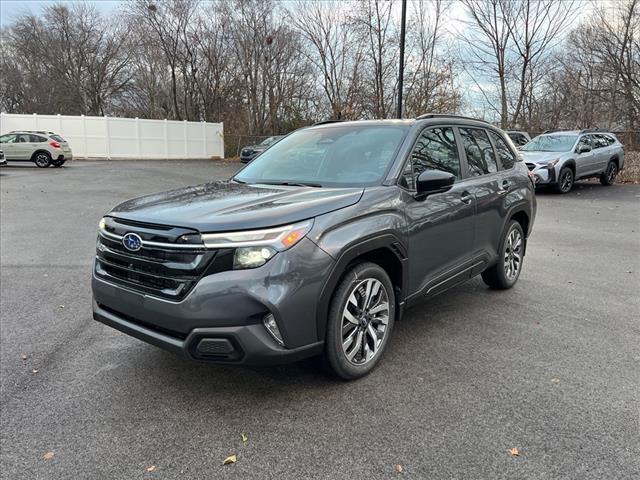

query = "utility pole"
[[396, 0, 407, 119]]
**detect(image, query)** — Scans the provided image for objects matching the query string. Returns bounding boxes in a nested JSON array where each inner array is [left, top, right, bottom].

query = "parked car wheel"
[[33, 152, 51, 168], [51, 159, 66, 168], [481, 220, 525, 290], [599, 161, 617, 186], [325, 262, 395, 380], [555, 166, 574, 194]]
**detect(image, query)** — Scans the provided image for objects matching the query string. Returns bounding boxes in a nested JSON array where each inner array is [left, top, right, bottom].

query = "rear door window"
[[488, 131, 517, 169], [30, 135, 47, 143], [459, 128, 498, 176]]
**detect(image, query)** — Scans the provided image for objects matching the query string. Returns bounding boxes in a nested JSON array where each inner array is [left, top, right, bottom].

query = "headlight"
[[233, 246, 276, 269], [202, 219, 314, 269], [98, 217, 106, 230], [201, 219, 313, 251], [540, 158, 560, 167]]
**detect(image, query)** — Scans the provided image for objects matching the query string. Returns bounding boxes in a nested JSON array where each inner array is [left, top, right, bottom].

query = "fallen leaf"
[[551, 378, 560, 384], [43, 451, 55, 460], [241, 433, 248, 444], [146, 465, 156, 472], [509, 448, 520, 457], [20, 352, 28, 360], [32, 369, 39, 374], [223, 454, 237, 465], [395, 463, 404, 473]]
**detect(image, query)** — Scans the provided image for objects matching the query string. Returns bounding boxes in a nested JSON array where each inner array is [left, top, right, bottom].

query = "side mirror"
[[577, 145, 591, 153], [415, 170, 455, 199]]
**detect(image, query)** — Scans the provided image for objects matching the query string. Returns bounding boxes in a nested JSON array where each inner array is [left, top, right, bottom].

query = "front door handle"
[[460, 191, 473, 204]]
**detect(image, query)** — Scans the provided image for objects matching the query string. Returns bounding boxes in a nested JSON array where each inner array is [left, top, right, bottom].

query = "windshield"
[[234, 125, 410, 187], [521, 134, 577, 152]]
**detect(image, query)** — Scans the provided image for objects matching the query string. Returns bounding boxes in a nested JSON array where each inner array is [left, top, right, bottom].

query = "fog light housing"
[[263, 314, 284, 346]]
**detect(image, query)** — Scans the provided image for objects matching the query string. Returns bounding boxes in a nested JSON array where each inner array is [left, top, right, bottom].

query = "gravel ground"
[[1, 160, 639, 479]]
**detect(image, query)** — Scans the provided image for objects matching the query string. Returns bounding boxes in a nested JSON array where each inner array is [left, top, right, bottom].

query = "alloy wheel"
[[560, 170, 573, 192], [503, 228, 523, 281], [34, 153, 50, 167], [341, 278, 390, 365]]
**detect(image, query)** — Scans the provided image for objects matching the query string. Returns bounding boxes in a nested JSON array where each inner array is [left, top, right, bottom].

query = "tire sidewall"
[[326, 262, 395, 380]]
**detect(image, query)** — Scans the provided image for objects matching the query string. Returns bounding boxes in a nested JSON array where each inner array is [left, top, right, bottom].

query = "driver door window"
[[400, 127, 461, 190]]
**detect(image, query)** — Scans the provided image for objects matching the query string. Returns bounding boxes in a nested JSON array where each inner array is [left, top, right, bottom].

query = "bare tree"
[[508, 0, 576, 127], [403, 0, 461, 116], [459, 0, 515, 127], [356, 0, 399, 118], [288, 1, 366, 120]]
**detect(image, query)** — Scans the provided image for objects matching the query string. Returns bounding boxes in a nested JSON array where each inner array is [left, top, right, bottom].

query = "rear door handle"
[[497, 180, 511, 195], [460, 191, 473, 204]]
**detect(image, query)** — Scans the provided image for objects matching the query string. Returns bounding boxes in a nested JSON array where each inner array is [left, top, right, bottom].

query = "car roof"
[[8, 130, 58, 135]]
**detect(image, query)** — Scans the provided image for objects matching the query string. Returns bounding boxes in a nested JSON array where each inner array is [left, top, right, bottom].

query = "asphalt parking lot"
[[1, 160, 639, 479]]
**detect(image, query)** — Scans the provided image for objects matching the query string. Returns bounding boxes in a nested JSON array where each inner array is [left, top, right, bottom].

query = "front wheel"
[[599, 161, 617, 186], [33, 152, 51, 168], [324, 262, 395, 380], [555, 166, 574, 194], [481, 220, 525, 290]]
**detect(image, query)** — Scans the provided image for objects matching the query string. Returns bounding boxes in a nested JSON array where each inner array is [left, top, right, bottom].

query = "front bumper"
[[526, 163, 557, 185], [92, 237, 334, 365]]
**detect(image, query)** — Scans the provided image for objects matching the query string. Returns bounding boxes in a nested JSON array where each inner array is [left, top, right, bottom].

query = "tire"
[[324, 262, 395, 380], [599, 161, 617, 186], [481, 220, 525, 290], [33, 151, 51, 168], [554, 166, 574, 193]]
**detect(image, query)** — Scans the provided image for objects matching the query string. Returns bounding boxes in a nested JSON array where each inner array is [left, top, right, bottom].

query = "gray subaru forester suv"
[[92, 115, 536, 379]]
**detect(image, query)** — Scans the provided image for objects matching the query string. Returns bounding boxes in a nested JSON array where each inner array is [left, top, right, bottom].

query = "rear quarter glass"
[[50, 135, 66, 142]]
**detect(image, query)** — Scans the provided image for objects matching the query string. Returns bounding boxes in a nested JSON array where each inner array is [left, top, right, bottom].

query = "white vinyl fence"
[[0, 113, 224, 160]]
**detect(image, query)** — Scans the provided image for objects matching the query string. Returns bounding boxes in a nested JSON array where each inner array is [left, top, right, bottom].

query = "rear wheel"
[[33, 152, 51, 168], [555, 166, 574, 194], [599, 161, 617, 186], [482, 220, 525, 290], [324, 262, 395, 380]]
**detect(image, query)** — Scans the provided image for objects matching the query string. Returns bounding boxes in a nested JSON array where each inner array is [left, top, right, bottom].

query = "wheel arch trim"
[[315, 233, 408, 342]]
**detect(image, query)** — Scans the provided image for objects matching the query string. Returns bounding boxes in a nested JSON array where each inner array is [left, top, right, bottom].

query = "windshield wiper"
[[260, 181, 323, 188]]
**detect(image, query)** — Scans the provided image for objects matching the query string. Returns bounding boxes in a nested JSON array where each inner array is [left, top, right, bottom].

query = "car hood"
[[520, 151, 566, 164], [108, 181, 364, 232]]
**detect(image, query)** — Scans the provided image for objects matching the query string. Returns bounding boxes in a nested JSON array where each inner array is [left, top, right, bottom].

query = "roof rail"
[[580, 128, 603, 134], [415, 113, 489, 123], [9, 130, 54, 134], [311, 119, 343, 126]]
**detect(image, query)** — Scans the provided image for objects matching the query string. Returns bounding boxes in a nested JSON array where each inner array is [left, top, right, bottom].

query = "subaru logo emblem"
[[122, 233, 142, 252]]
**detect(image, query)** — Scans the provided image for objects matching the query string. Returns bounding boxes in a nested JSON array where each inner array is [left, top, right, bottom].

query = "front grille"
[[95, 219, 217, 301], [526, 163, 536, 171]]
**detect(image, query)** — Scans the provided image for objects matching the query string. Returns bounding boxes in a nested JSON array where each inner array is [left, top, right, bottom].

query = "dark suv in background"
[[92, 115, 536, 379], [240, 135, 283, 163]]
